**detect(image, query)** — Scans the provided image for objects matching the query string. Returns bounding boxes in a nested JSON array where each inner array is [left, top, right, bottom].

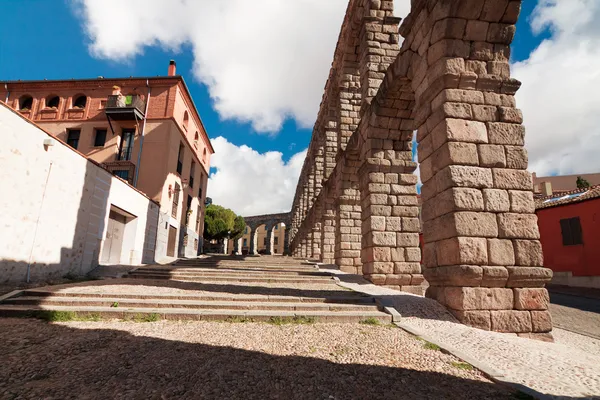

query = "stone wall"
[[289, 0, 552, 338], [233, 213, 291, 256]]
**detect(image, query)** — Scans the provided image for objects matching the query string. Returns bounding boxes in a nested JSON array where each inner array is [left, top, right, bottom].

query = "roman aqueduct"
[[288, 0, 552, 336]]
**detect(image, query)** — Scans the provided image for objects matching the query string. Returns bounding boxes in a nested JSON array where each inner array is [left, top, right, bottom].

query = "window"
[[560, 217, 583, 246], [243, 238, 247, 247], [73, 95, 87, 109], [19, 95, 33, 111], [189, 161, 196, 188], [172, 183, 180, 218], [245, 227, 248, 234], [46, 95, 60, 109], [194, 131, 199, 145], [265, 226, 268, 231], [176, 143, 184, 174], [114, 170, 129, 181], [94, 129, 107, 147], [186, 195, 192, 226], [196, 205, 202, 233], [66, 129, 80, 149], [263, 237, 267, 246], [203, 148, 207, 163], [198, 173, 203, 199], [275, 224, 278, 230], [183, 110, 189, 131], [274, 237, 279, 245], [118, 129, 135, 161]]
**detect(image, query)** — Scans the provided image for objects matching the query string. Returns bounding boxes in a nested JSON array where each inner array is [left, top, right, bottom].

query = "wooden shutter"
[[560, 219, 572, 246], [570, 217, 583, 245]]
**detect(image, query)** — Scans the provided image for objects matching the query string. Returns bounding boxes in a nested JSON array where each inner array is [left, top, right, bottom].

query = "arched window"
[[203, 148, 207, 163], [46, 95, 60, 109], [183, 110, 189, 131], [19, 95, 33, 111], [194, 131, 199, 142], [73, 95, 87, 109]]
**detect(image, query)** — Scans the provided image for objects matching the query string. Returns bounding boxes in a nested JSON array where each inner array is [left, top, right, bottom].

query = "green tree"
[[203, 204, 245, 241], [576, 176, 591, 189]]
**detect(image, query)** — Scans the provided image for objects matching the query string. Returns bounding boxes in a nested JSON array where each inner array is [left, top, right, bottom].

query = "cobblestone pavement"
[[327, 269, 600, 399], [549, 291, 600, 339], [0, 318, 515, 400]]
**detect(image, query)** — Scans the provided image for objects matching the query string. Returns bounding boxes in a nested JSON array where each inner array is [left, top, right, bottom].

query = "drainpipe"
[[133, 79, 151, 187], [4, 84, 9, 104]]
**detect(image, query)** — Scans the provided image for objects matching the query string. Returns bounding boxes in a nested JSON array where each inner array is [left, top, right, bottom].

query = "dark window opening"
[[274, 237, 279, 245], [19, 95, 33, 111], [66, 129, 80, 149], [186, 195, 193, 226], [263, 237, 267, 246], [196, 205, 202, 233], [46, 96, 60, 109], [183, 110, 189, 130], [118, 129, 135, 161], [189, 161, 196, 188], [560, 217, 583, 246], [73, 95, 87, 109], [114, 170, 129, 181], [94, 129, 107, 147], [177, 143, 184, 175], [243, 238, 247, 247], [172, 183, 180, 218]]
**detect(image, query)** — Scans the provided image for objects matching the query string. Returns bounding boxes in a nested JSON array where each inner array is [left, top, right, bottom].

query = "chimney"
[[168, 60, 177, 76], [541, 181, 553, 197]]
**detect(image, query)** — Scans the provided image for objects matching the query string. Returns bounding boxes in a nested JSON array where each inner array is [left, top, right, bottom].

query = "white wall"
[[0, 103, 159, 283]]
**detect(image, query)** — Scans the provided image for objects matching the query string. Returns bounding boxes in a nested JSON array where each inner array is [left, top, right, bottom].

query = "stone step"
[[172, 262, 317, 270], [6, 296, 381, 312], [135, 267, 328, 277], [0, 305, 391, 323], [20, 289, 376, 304], [126, 273, 335, 284]]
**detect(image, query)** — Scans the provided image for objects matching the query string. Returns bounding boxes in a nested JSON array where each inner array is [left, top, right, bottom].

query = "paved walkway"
[[549, 290, 600, 340], [325, 268, 600, 399]]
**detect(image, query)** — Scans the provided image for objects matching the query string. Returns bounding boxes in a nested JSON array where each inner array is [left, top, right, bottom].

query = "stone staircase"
[[0, 256, 392, 323]]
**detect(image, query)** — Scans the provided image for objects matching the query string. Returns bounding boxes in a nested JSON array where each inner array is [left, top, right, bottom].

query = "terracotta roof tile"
[[535, 184, 600, 210]]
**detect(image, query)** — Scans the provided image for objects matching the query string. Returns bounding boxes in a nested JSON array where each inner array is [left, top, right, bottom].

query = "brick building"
[[536, 185, 600, 289], [0, 61, 214, 260]]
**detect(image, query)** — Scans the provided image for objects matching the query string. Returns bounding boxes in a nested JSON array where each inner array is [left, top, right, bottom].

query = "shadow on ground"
[[0, 318, 521, 400]]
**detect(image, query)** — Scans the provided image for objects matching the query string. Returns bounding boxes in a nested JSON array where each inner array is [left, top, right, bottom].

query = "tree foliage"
[[576, 176, 591, 189], [231, 216, 246, 240], [203, 204, 245, 241]]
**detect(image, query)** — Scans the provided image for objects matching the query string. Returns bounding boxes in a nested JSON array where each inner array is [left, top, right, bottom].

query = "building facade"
[[0, 103, 160, 282], [536, 185, 600, 289], [228, 223, 287, 255], [0, 61, 214, 261]]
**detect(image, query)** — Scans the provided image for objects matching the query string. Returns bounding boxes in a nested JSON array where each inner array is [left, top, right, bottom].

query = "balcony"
[[102, 160, 136, 185], [105, 95, 145, 120]]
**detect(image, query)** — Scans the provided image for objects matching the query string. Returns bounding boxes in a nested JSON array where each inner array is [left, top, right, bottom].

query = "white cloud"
[[513, 0, 600, 176], [207, 137, 306, 216], [72, 0, 348, 133]]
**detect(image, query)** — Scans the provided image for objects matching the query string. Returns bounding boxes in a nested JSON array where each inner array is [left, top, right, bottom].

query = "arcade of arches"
[[228, 213, 291, 256], [289, 0, 552, 336]]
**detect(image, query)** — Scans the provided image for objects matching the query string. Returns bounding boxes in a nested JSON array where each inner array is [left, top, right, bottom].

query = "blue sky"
[[2, 1, 598, 215]]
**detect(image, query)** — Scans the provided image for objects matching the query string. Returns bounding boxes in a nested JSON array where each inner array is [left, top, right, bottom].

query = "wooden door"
[[100, 211, 126, 264], [167, 226, 177, 257]]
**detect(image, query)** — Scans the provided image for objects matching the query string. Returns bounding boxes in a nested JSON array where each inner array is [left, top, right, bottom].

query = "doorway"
[[167, 226, 177, 257], [100, 211, 126, 264]]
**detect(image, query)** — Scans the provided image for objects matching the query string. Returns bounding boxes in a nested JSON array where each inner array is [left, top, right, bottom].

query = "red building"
[[535, 185, 600, 288]]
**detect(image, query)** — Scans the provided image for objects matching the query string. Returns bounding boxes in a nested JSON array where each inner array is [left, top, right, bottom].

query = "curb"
[[394, 321, 555, 400]]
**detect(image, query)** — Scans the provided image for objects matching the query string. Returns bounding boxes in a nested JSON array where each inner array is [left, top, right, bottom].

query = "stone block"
[[483, 188, 510, 212], [368, 274, 387, 285], [434, 142, 480, 172], [513, 240, 544, 266], [373, 247, 393, 262], [487, 122, 525, 145], [431, 18, 468, 44], [385, 216, 402, 231], [497, 213, 540, 239], [491, 310, 532, 333], [428, 39, 471, 66], [410, 274, 425, 285], [514, 288, 550, 311], [373, 232, 396, 246], [506, 267, 553, 287], [401, 217, 421, 232], [432, 188, 485, 219], [531, 310, 553, 333], [505, 146, 528, 169], [368, 216, 386, 231], [454, 211, 498, 237], [493, 169, 533, 190], [481, 266, 509, 287], [435, 166, 494, 192], [422, 242, 438, 268], [386, 274, 412, 285], [436, 236, 488, 266], [478, 144, 506, 167], [397, 232, 420, 247], [445, 287, 514, 311], [502, 1, 522, 24], [481, 0, 510, 22], [466, 60, 487, 75], [509, 190, 535, 213], [431, 118, 488, 149], [471, 41, 494, 61], [425, 265, 483, 287], [472, 105, 498, 122], [405, 247, 421, 262], [431, 89, 485, 110], [487, 238, 515, 266], [394, 262, 421, 274], [451, 310, 491, 330], [390, 247, 405, 262], [442, 102, 473, 120], [487, 61, 510, 78], [392, 206, 419, 217], [498, 107, 523, 123], [487, 23, 516, 44], [464, 20, 489, 42]]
